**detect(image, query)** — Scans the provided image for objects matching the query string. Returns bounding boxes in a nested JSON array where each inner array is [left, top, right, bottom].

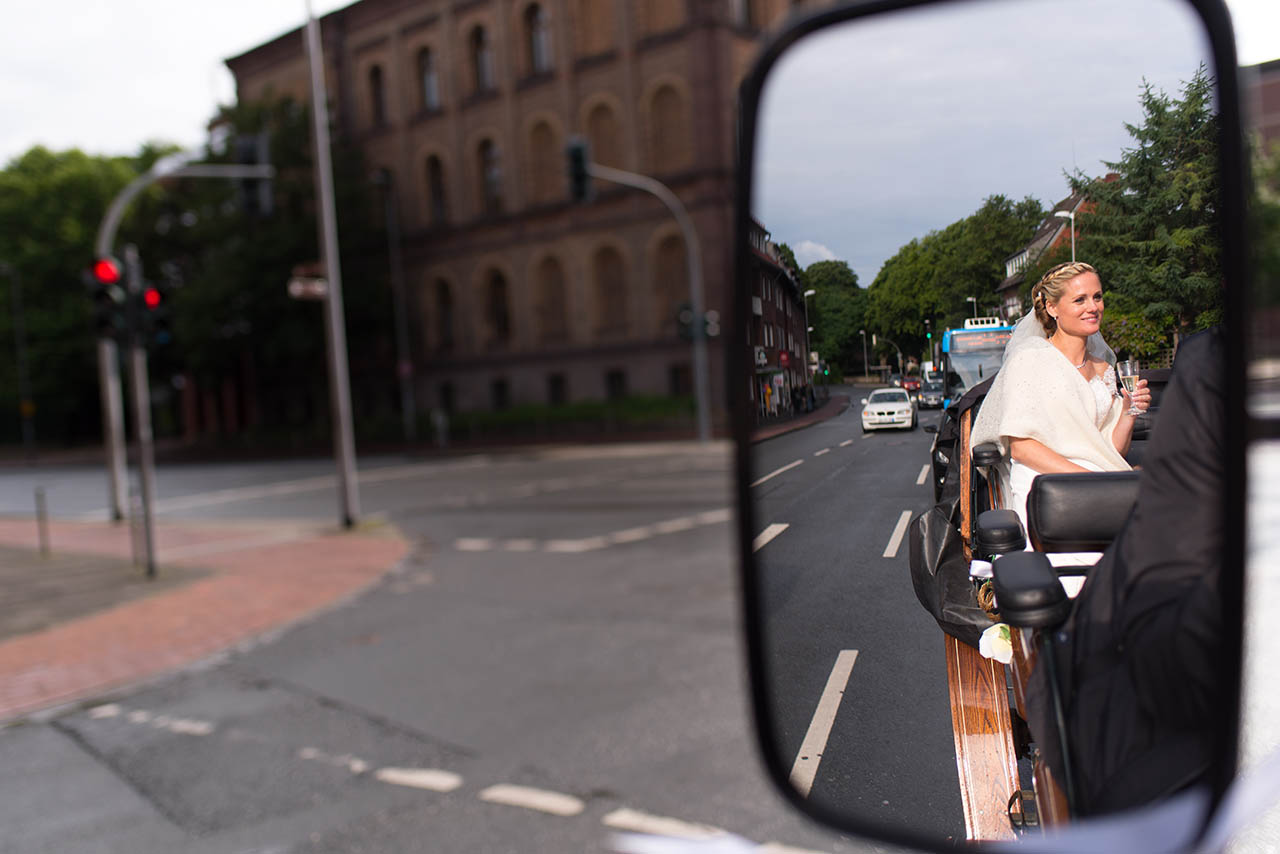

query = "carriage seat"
[[1026, 472, 1140, 552]]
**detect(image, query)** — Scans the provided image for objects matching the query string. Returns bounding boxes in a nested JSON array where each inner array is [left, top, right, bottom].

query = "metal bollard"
[[34, 486, 50, 557], [129, 483, 143, 570]]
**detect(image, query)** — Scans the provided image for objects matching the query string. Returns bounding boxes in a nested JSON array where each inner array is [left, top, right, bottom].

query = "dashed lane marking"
[[916, 463, 930, 486], [298, 747, 369, 774], [602, 807, 725, 839], [789, 650, 859, 798], [456, 538, 494, 552], [750, 459, 803, 487], [752, 523, 789, 553], [88, 703, 214, 736], [813, 448, 830, 457], [375, 767, 463, 792], [839, 439, 854, 447], [478, 784, 585, 816], [459, 508, 731, 554], [883, 510, 913, 559]]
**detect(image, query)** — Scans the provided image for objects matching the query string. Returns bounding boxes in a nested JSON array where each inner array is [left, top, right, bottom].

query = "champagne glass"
[[1116, 359, 1142, 416]]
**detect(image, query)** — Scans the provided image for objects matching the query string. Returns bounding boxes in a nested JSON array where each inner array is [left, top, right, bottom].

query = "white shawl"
[[970, 315, 1130, 475]]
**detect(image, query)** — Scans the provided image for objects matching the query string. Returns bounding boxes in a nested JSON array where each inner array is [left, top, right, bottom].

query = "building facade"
[[745, 218, 809, 420], [225, 0, 815, 419]]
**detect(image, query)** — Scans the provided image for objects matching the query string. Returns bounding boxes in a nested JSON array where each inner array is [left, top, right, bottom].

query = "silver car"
[[861, 388, 916, 432]]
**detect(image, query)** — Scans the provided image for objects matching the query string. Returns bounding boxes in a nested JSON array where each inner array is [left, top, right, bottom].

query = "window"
[[525, 4, 553, 74], [593, 247, 628, 336], [649, 85, 691, 172], [471, 26, 496, 93], [491, 378, 510, 410], [426, 155, 448, 226], [369, 64, 387, 127], [486, 270, 511, 347], [478, 140, 503, 215], [652, 235, 687, 336], [435, 279, 454, 352], [547, 373, 567, 405], [605, 369, 627, 401], [586, 103, 622, 169], [528, 121, 560, 204], [417, 48, 441, 111], [535, 256, 568, 342]]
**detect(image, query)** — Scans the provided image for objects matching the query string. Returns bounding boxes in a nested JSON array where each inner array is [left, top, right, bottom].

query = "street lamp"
[[1054, 210, 1076, 262], [803, 288, 816, 380], [859, 329, 869, 378], [965, 296, 977, 318]]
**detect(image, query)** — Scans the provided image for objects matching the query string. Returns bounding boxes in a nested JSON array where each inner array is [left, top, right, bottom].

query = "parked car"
[[861, 388, 916, 432]]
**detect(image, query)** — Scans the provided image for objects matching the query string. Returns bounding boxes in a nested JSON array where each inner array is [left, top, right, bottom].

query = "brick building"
[[224, 0, 814, 419], [745, 218, 809, 419]]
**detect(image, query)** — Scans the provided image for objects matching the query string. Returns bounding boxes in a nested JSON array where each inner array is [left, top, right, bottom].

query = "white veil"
[[1003, 310, 1116, 365]]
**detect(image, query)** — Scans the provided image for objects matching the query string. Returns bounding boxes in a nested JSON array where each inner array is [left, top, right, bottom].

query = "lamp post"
[[1054, 210, 1076, 262], [859, 329, 868, 378], [803, 288, 816, 381], [966, 296, 977, 318]]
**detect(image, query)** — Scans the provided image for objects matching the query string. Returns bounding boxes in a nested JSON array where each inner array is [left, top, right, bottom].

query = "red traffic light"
[[143, 287, 162, 309], [92, 257, 122, 285]]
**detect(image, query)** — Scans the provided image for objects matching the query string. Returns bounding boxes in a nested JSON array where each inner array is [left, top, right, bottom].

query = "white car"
[[861, 388, 916, 432]]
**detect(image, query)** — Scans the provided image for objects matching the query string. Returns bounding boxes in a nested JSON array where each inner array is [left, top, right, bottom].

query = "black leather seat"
[[1026, 472, 1141, 552]]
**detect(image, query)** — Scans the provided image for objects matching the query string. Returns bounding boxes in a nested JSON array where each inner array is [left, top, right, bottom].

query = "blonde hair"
[[1032, 261, 1098, 335]]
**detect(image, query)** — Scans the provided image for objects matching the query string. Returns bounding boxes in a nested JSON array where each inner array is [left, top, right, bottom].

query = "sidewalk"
[[750, 391, 851, 443], [0, 517, 407, 724]]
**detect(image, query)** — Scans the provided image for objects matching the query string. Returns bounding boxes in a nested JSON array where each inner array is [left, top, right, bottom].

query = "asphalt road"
[[748, 404, 963, 841], [0, 441, 903, 854]]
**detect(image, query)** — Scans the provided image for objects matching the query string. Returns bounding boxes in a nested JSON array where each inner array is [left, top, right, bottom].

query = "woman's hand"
[[1121, 378, 1152, 416]]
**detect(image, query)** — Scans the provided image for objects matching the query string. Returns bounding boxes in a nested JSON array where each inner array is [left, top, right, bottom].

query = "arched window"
[[435, 280, 454, 352], [477, 140, 503, 215], [417, 48, 440, 111], [649, 84, 692, 173], [573, 0, 614, 56], [586, 103, 622, 169], [425, 155, 448, 226], [525, 4, 553, 74], [652, 235, 688, 336], [528, 121, 560, 204], [593, 247, 628, 336], [485, 271, 512, 347], [470, 26, 496, 93], [535, 257, 568, 343], [369, 64, 387, 127]]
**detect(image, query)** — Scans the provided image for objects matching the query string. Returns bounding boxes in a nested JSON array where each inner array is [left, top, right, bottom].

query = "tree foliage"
[[804, 259, 867, 375], [865, 195, 1043, 360], [1062, 66, 1222, 340]]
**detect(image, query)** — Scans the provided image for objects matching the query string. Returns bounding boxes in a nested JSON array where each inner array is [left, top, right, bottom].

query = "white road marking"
[[883, 510, 913, 558], [298, 747, 369, 774], [503, 539, 538, 552], [916, 463, 930, 486], [544, 536, 609, 553], [88, 703, 121, 719], [602, 808, 725, 839], [167, 718, 215, 736], [839, 439, 854, 447], [608, 526, 654, 544], [752, 523, 790, 553], [750, 459, 803, 488], [127, 710, 151, 724], [695, 508, 731, 524], [813, 448, 830, 457], [654, 517, 696, 534], [456, 538, 493, 552], [374, 767, 463, 792], [478, 784, 584, 816], [789, 650, 859, 797]]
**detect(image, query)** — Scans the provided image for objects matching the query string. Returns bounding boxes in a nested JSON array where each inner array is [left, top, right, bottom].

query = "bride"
[[971, 261, 1153, 531]]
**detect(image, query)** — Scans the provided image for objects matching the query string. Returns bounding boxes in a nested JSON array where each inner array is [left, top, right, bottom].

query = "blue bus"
[[940, 317, 1014, 408]]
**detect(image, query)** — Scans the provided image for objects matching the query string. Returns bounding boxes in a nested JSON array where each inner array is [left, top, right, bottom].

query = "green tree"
[[1065, 66, 1222, 341], [803, 259, 867, 375]]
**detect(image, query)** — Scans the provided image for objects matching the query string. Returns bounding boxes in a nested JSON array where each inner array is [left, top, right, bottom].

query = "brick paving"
[[750, 391, 851, 443], [0, 518, 407, 724]]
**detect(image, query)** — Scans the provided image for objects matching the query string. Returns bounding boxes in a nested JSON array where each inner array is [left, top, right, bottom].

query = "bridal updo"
[[1032, 261, 1098, 336]]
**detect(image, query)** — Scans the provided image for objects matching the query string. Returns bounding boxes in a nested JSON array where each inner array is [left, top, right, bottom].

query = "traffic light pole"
[[123, 245, 158, 578], [584, 162, 711, 444], [97, 339, 128, 520]]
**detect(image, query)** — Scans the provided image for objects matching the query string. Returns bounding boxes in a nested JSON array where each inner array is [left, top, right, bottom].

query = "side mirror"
[[733, 0, 1249, 848]]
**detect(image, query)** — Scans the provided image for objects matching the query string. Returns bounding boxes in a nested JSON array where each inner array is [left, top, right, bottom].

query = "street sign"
[[779, 351, 791, 368], [288, 277, 329, 300]]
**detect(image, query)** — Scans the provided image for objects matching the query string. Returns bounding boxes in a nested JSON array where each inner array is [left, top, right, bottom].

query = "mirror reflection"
[[747, 0, 1226, 842]]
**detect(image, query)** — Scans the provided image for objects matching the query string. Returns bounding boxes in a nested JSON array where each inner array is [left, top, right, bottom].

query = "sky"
[[1, 0, 1277, 286], [755, 0, 1280, 287]]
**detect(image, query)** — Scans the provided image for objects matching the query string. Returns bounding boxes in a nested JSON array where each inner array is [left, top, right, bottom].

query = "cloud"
[[794, 240, 837, 268]]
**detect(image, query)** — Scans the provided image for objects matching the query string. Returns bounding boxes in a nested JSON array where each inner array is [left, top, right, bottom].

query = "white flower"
[[979, 623, 1013, 664]]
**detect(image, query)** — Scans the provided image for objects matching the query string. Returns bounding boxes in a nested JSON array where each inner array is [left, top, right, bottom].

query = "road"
[[0, 441, 898, 854], [748, 403, 963, 840]]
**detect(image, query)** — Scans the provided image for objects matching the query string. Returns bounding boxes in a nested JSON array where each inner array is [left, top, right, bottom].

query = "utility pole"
[[123, 245, 158, 578], [306, 3, 360, 526]]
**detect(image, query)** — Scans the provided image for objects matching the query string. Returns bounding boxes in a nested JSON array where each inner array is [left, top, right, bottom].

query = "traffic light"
[[565, 136, 593, 203], [138, 284, 172, 347], [676, 301, 694, 341], [235, 132, 273, 217], [89, 257, 127, 338]]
